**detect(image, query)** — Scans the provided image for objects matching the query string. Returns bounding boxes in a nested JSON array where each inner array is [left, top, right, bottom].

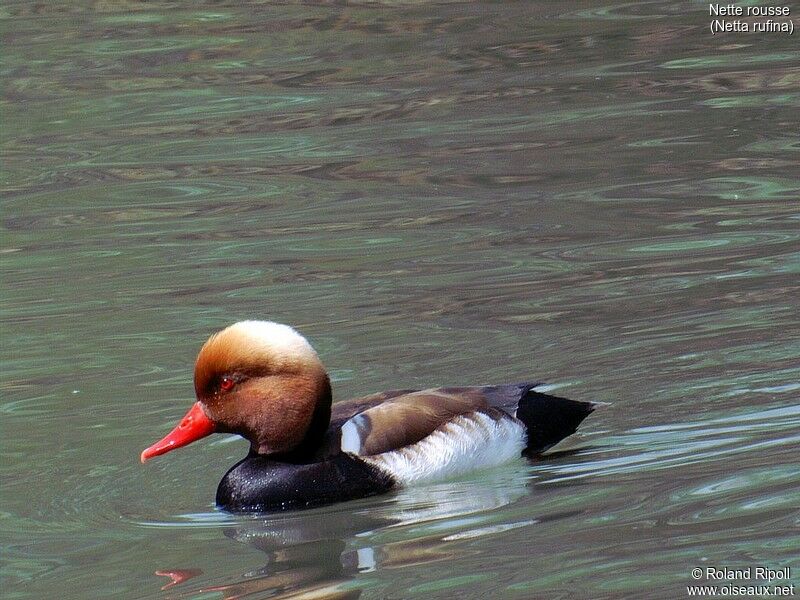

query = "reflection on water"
[[136, 466, 532, 598], [3, 0, 799, 598]]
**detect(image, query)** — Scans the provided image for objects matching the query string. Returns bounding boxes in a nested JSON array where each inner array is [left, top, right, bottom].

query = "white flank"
[[363, 412, 526, 486], [355, 548, 376, 572], [339, 414, 365, 454]]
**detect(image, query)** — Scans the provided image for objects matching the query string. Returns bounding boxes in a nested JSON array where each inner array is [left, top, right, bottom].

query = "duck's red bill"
[[140, 401, 216, 463]]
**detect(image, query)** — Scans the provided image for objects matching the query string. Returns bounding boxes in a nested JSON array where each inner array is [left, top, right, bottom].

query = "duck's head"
[[140, 321, 332, 463]]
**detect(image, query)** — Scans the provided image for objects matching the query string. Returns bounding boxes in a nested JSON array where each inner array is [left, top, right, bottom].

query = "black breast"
[[216, 452, 395, 513]]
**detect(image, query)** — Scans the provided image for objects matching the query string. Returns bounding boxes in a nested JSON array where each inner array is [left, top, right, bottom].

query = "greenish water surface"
[[2, 2, 799, 599]]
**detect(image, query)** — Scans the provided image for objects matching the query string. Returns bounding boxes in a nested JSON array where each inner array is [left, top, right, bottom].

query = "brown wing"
[[330, 389, 419, 427], [338, 387, 491, 456]]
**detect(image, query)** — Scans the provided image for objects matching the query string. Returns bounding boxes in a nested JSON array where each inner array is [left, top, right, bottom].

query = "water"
[[2, 1, 799, 598]]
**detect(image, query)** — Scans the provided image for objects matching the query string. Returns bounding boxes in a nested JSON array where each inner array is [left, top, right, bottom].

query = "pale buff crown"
[[194, 320, 325, 397], [223, 321, 322, 370]]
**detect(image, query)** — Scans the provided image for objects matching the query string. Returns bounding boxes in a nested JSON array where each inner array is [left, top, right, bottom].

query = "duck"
[[141, 320, 599, 512]]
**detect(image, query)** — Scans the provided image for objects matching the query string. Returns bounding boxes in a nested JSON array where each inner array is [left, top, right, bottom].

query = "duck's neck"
[[250, 376, 333, 464]]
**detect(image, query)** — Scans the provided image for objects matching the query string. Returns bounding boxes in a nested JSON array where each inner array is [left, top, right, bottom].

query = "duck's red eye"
[[220, 377, 235, 392]]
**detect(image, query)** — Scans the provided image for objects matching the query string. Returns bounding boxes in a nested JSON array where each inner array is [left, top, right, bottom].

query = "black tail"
[[515, 386, 598, 456]]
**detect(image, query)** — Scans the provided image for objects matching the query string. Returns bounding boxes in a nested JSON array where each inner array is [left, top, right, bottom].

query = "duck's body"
[[142, 321, 598, 512], [218, 383, 594, 511]]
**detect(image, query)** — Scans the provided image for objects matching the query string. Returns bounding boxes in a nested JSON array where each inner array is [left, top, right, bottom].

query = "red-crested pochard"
[[141, 321, 598, 512]]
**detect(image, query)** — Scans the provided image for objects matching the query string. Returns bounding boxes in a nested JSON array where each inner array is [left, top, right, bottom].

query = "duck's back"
[[329, 383, 596, 457]]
